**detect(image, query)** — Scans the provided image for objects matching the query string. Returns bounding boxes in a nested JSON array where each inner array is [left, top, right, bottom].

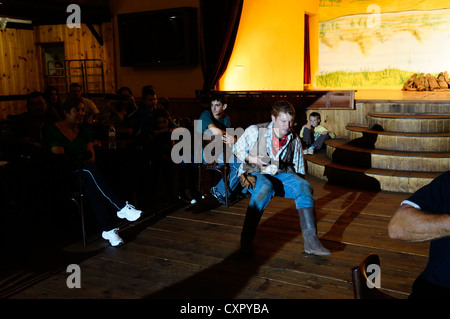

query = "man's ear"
[[271, 115, 276, 123], [222, 103, 228, 111]]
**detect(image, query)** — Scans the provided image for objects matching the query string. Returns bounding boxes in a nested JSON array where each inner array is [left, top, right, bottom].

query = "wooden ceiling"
[[0, 0, 111, 27]]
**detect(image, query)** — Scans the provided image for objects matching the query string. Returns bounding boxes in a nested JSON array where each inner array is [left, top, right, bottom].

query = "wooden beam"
[[86, 23, 103, 46]]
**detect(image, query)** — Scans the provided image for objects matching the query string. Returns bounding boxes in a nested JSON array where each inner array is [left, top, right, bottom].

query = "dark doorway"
[[39, 42, 66, 97]]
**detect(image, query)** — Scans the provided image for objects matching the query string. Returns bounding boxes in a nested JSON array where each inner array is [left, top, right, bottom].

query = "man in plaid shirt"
[[233, 100, 330, 256]]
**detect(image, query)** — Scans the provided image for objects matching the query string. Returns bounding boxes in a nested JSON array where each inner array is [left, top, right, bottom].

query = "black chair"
[[351, 253, 396, 299], [198, 139, 231, 207], [68, 170, 87, 246], [67, 151, 93, 247], [201, 161, 230, 207]]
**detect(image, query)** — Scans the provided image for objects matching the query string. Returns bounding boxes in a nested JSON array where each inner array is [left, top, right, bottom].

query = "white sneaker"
[[117, 202, 142, 221], [307, 147, 314, 155], [102, 228, 123, 246]]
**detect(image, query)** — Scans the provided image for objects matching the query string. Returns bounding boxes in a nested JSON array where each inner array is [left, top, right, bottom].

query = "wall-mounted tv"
[[117, 7, 199, 68]]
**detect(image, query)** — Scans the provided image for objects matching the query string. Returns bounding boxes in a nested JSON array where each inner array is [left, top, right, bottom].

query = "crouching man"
[[233, 100, 330, 256]]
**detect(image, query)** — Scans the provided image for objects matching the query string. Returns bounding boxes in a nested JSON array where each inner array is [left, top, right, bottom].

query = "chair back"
[[351, 253, 395, 299]]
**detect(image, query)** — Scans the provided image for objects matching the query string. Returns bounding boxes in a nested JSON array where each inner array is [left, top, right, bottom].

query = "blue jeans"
[[240, 172, 314, 247], [248, 172, 314, 211], [214, 161, 241, 196], [205, 151, 242, 197]]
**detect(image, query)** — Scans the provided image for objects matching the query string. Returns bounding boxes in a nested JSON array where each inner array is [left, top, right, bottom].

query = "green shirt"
[[46, 124, 93, 154]]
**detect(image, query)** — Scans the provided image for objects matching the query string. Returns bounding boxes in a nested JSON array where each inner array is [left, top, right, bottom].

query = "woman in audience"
[[117, 86, 138, 114], [46, 97, 142, 246]]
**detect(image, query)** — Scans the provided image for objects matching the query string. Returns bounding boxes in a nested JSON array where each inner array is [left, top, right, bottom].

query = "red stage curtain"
[[304, 14, 311, 86], [199, 0, 244, 94]]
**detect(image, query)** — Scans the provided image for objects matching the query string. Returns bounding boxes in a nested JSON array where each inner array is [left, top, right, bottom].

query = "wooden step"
[[362, 102, 450, 114], [304, 151, 439, 193], [369, 113, 450, 119], [346, 124, 450, 152], [326, 138, 450, 172], [368, 113, 450, 133]]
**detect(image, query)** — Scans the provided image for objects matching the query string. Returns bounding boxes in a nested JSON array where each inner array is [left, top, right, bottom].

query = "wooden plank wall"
[[0, 28, 39, 117], [34, 23, 115, 93], [0, 23, 115, 120]]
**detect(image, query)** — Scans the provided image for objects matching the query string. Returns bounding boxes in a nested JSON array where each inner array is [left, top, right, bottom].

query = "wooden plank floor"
[[1, 173, 429, 300]]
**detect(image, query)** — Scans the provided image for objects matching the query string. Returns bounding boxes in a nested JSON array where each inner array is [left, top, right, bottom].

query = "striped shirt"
[[233, 121, 305, 176]]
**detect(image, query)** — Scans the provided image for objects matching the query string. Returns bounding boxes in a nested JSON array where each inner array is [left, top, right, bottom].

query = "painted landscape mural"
[[317, 0, 450, 89]]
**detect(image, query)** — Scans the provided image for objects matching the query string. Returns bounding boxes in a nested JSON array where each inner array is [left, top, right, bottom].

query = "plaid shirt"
[[233, 122, 305, 176]]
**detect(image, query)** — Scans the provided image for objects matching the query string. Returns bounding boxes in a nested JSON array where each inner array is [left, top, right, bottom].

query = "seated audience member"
[[300, 111, 335, 155], [152, 109, 176, 151], [97, 99, 133, 138], [125, 86, 159, 208], [46, 97, 142, 246], [172, 117, 201, 204], [117, 86, 138, 114], [152, 106, 177, 136], [98, 87, 138, 137], [151, 108, 198, 204], [157, 96, 170, 111], [68, 83, 100, 124], [196, 93, 242, 205], [44, 86, 64, 121], [388, 171, 450, 299], [9, 91, 58, 149], [151, 109, 179, 200], [154, 96, 180, 137], [130, 85, 158, 140]]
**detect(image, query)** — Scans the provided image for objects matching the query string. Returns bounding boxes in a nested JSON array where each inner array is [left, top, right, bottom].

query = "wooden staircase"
[[305, 102, 450, 193]]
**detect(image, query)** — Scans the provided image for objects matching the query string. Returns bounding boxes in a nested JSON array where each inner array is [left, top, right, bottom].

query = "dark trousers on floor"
[[301, 127, 330, 151], [73, 162, 126, 232]]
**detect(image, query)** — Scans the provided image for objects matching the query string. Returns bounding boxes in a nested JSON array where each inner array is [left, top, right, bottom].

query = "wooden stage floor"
[[1, 173, 429, 301]]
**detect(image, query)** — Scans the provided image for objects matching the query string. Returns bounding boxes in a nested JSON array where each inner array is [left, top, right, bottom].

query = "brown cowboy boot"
[[298, 207, 331, 256]]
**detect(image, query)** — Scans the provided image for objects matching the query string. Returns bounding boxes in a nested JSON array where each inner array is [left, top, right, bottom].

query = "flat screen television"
[[117, 7, 199, 68]]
